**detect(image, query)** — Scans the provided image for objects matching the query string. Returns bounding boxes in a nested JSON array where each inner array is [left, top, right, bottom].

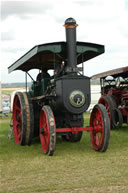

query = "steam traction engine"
[[8, 18, 110, 155], [92, 66, 128, 128]]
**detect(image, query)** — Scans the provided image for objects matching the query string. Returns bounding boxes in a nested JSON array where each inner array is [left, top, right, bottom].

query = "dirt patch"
[[2, 88, 25, 91], [0, 119, 10, 124]]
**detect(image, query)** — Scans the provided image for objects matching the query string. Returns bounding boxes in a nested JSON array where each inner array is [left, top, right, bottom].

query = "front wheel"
[[90, 104, 110, 152], [40, 106, 56, 156]]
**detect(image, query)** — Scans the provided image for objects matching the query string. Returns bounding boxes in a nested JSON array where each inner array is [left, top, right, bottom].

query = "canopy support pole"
[[25, 72, 27, 92]]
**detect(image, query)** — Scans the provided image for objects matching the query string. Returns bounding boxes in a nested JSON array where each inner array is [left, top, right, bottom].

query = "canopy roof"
[[91, 66, 128, 79], [8, 41, 105, 73]]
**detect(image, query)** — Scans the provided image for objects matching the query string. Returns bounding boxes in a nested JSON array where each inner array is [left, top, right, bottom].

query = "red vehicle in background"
[[92, 66, 128, 128]]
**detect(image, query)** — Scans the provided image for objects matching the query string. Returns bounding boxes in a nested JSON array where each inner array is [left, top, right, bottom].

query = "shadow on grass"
[[1, 119, 128, 159], [1, 132, 94, 159]]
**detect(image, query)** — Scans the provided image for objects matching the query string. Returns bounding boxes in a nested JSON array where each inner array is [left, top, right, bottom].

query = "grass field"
[[2, 88, 25, 95], [0, 114, 128, 193]]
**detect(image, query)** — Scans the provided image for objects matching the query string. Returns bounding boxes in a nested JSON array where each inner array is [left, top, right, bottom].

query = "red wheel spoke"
[[15, 105, 21, 112], [96, 133, 103, 146], [40, 110, 50, 153], [18, 132, 21, 140], [94, 126, 103, 133], [13, 95, 22, 144], [96, 134, 100, 146]]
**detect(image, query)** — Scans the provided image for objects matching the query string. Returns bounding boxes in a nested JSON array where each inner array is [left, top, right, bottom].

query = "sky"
[[0, 0, 128, 83]]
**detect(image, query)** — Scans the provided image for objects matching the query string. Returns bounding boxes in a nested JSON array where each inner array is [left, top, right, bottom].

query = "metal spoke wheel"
[[62, 132, 83, 142], [40, 105, 56, 156], [13, 92, 34, 145], [98, 96, 113, 128], [90, 104, 110, 152]]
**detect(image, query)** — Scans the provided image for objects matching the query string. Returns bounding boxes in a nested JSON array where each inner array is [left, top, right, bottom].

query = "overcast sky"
[[1, 0, 128, 83]]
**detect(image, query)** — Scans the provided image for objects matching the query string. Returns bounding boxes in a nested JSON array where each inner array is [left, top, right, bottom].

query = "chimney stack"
[[64, 18, 78, 73]]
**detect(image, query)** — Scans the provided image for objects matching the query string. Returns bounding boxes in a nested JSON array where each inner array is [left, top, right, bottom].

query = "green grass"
[[1, 87, 25, 95], [2, 90, 12, 95], [0, 114, 128, 193]]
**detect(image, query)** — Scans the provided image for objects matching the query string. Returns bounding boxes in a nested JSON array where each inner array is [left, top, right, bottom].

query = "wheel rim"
[[90, 106, 104, 150], [13, 95, 22, 144], [98, 97, 111, 120], [40, 109, 50, 153]]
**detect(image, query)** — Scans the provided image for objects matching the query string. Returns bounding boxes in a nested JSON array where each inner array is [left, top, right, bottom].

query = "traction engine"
[[8, 18, 110, 155], [92, 67, 128, 128]]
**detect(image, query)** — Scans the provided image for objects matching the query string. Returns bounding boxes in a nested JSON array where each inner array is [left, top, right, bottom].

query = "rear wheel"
[[113, 108, 123, 128], [40, 105, 56, 156], [107, 96, 118, 128], [13, 92, 34, 145], [90, 104, 110, 152]]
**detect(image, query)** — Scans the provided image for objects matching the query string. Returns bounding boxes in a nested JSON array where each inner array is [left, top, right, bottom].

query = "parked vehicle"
[[92, 66, 128, 128], [2, 100, 10, 114], [8, 18, 110, 155]]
